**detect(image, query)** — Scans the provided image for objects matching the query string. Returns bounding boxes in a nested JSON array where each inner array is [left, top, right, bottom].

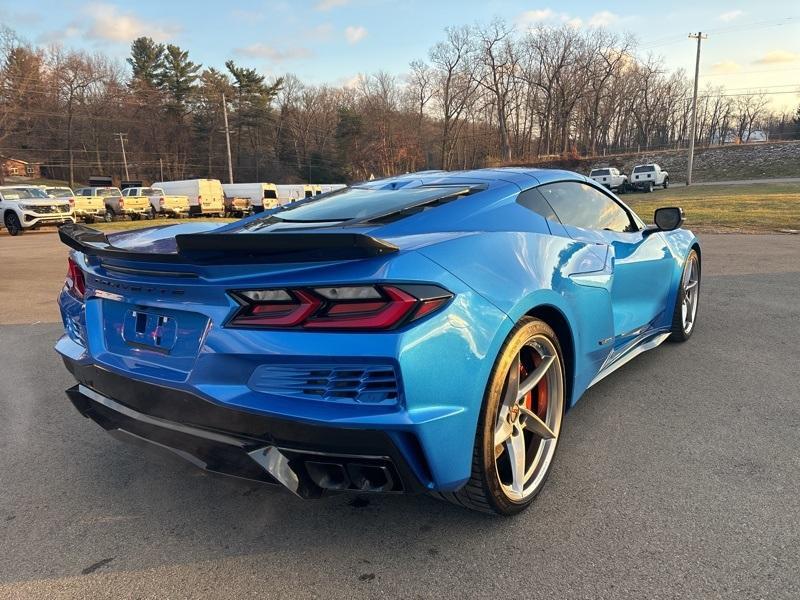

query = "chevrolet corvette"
[[56, 168, 700, 515]]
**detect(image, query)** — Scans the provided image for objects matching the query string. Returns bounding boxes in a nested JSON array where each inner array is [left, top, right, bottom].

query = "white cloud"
[[753, 50, 799, 65], [588, 10, 619, 27], [235, 43, 313, 61], [316, 0, 350, 11], [516, 8, 555, 28], [563, 16, 583, 28], [344, 25, 367, 45], [710, 60, 741, 74], [718, 10, 744, 22], [83, 3, 179, 43]]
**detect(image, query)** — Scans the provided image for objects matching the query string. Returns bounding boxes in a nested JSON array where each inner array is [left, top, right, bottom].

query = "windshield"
[[590, 169, 610, 176], [1, 189, 40, 200], [46, 188, 73, 197], [633, 166, 655, 173], [15, 188, 49, 198], [97, 187, 121, 196], [266, 185, 468, 223]]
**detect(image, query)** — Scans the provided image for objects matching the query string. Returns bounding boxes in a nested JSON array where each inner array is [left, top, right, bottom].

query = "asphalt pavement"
[[0, 233, 798, 599]]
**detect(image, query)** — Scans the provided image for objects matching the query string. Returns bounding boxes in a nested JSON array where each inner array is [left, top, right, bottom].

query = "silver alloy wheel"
[[493, 335, 564, 502], [681, 253, 700, 334]]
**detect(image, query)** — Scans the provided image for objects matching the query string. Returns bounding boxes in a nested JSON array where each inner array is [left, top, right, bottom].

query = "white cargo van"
[[318, 184, 347, 194], [276, 184, 315, 205], [152, 179, 225, 216], [222, 183, 280, 213]]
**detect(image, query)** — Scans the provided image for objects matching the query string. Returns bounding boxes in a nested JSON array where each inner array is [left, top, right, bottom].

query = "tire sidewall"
[[477, 317, 565, 515]]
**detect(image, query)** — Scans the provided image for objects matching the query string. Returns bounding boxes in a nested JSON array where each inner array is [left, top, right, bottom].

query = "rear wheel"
[[645, 181, 654, 193], [84, 215, 95, 224], [4, 212, 23, 236], [663, 177, 670, 189], [669, 249, 700, 342], [104, 208, 114, 223], [434, 318, 565, 515]]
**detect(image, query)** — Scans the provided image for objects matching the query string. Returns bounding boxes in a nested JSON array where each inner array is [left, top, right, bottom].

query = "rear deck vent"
[[248, 364, 400, 405]]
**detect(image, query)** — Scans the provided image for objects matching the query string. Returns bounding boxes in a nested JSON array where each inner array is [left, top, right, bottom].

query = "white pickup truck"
[[629, 164, 669, 192], [123, 186, 190, 218], [589, 167, 627, 192]]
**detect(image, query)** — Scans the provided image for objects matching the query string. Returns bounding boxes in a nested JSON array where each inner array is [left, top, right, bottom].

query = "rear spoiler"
[[58, 223, 398, 264]]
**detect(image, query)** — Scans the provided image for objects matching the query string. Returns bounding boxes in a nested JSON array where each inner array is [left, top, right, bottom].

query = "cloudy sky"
[[2, 0, 799, 109]]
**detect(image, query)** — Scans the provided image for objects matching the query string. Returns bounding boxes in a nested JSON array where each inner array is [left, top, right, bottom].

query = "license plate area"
[[122, 310, 178, 353]]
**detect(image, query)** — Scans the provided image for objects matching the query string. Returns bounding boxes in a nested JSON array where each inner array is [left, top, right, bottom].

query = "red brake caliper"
[[522, 354, 549, 419]]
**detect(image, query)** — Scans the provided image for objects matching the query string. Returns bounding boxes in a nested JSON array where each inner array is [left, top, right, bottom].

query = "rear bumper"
[[62, 356, 428, 497]]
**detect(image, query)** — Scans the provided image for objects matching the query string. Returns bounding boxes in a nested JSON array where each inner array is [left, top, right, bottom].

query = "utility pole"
[[222, 93, 234, 184], [159, 157, 164, 181], [686, 32, 707, 186], [115, 132, 130, 181]]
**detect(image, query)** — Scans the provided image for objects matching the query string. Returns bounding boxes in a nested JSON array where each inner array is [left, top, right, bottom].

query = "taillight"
[[228, 284, 452, 330], [159, 197, 165, 206], [68, 197, 75, 206], [65, 257, 85, 300], [119, 198, 124, 208]]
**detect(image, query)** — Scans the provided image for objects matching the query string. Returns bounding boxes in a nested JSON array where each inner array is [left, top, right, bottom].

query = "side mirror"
[[653, 207, 684, 231]]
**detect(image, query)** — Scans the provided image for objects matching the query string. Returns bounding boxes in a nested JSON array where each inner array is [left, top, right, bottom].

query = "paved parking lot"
[[0, 231, 798, 599]]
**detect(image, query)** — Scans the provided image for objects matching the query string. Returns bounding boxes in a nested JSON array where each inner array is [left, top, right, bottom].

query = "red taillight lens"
[[228, 285, 452, 330], [68, 197, 75, 206], [119, 198, 124, 208], [65, 257, 85, 300], [159, 197, 165, 206]]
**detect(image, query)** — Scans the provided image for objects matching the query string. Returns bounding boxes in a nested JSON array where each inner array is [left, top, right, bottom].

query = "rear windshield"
[[139, 188, 159, 195], [633, 166, 655, 173], [264, 190, 277, 199], [97, 187, 121, 196], [590, 169, 610, 176], [256, 185, 472, 224]]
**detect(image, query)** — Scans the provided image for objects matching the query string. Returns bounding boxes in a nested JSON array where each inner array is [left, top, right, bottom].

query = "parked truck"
[[73, 186, 150, 221], [151, 179, 225, 216], [629, 164, 669, 192], [123, 186, 190, 218], [589, 168, 627, 193]]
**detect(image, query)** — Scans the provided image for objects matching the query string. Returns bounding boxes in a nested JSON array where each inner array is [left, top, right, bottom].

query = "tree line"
[[1, 20, 798, 186]]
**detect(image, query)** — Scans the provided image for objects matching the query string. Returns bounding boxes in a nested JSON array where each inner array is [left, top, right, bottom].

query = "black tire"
[[645, 181, 654, 193], [668, 249, 700, 342], [4, 212, 23, 236], [433, 317, 565, 515], [131, 213, 141, 221], [663, 177, 669, 189], [104, 208, 114, 223], [84, 216, 95, 224]]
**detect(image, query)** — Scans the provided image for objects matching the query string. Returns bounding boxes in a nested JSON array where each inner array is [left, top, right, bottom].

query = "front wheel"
[[663, 177, 669, 189], [434, 318, 565, 515], [4, 212, 24, 236], [669, 249, 700, 342]]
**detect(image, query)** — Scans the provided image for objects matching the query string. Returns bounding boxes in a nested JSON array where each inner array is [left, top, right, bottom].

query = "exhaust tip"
[[346, 463, 395, 492], [305, 461, 350, 490]]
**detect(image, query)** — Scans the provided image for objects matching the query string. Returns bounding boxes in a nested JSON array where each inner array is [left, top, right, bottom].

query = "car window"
[[537, 181, 634, 233], [633, 165, 655, 173], [516, 188, 559, 222], [590, 169, 610, 176]]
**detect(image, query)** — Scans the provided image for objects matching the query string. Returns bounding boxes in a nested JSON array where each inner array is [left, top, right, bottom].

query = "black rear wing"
[[58, 223, 398, 264]]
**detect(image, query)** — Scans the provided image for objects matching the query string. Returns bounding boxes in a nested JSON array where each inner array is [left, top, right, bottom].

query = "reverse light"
[[65, 257, 86, 300], [228, 284, 452, 330]]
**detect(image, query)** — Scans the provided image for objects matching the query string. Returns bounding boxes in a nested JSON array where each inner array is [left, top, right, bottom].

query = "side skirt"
[[588, 331, 671, 388]]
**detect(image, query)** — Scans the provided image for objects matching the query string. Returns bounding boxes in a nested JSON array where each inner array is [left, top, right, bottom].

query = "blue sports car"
[[56, 168, 700, 515]]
